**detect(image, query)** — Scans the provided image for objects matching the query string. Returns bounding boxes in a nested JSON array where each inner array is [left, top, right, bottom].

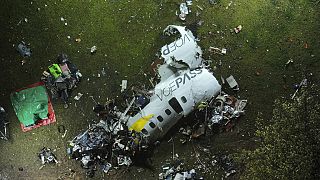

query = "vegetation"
[[238, 84, 320, 179]]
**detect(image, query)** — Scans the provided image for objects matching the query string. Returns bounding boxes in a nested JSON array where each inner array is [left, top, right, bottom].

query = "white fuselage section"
[[126, 68, 221, 142]]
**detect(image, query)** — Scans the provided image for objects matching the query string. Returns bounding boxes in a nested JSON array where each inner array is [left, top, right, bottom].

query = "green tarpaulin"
[[10, 85, 49, 126]]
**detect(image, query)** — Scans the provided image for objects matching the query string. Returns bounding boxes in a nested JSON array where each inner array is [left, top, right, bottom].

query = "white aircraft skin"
[[125, 68, 221, 142]]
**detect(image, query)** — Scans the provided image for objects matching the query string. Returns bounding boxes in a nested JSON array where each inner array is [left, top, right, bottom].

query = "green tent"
[[10, 85, 49, 127]]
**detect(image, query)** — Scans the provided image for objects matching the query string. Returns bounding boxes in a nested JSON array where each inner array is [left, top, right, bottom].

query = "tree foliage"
[[238, 85, 320, 179]]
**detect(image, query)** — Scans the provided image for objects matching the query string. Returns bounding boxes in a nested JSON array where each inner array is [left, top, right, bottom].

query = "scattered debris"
[[66, 25, 245, 178], [209, 0, 218, 5], [197, 20, 204, 26], [291, 78, 307, 99], [216, 155, 237, 178], [285, 59, 294, 68], [226, 1, 233, 9], [221, 48, 227, 55], [207, 93, 247, 129], [101, 68, 106, 76], [226, 75, 239, 90], [17, 42, 32, 57], [178, 3, 189, 21], [209, 47, 227, 55], [90, 46, 97, 54], [0, 106, 8, 140], [38, 147, 58, 164], [120, 80, 128, 92], [74, 93, 83, 101], [68, 117, 149, 175], [102, 163, 112, 173], [196, 5, 204, 11], [158, 159, 203, 179], [234, 25, 242, 34], [186, 0, 193, 5], [41, 53, 82, 107]]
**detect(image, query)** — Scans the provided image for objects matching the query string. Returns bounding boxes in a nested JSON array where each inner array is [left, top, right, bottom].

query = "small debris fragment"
[[285, 59, 293, 68], [179, 3, 189, 20], [90, 46, 97, 54], [209, 0, 217, 5], [74, 93, 83, 101], [17, 42, 32, 57], [120, 80, 127, 92], [186, 0, 193, 5], [196, 5, 203, 11], [38, 147, 58, 164], [0, 106, 8, 140], [159, 159, 202, 179], [226, 75, 239, 90], [221, 48, 227, 55], [226, 1, 233, 9], [234, 25, 242, 34]]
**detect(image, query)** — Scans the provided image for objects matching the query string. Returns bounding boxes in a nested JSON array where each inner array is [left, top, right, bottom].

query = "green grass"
[[0, 0, 319, 179]]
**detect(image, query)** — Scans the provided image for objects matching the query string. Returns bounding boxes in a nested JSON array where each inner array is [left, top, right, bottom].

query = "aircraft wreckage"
[[68, 25, 245, 175]]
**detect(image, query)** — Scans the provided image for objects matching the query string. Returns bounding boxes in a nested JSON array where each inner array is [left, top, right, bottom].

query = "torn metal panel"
[[161, 25, 203, 70]]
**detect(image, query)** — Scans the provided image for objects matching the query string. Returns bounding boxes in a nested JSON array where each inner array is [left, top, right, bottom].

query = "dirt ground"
[[0, 0, 319, 179]]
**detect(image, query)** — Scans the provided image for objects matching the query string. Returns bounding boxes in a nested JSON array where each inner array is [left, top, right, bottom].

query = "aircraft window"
[[181, 96, 187, 103], [165, 109, 171, 115], [169, 97, 183, 114], [157, 115, 164, 122], [149, 122, 156, 128], [141, 128, 149, 135]]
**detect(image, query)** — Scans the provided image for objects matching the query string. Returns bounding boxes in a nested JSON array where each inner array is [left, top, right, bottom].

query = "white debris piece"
[[186, 0, 192, 5], [90, 46, 97, 54], [221, 48, 227, 54], [161, 25, 203, 70], [121, 80, 127, 92], [179, 3, 189, 20], [226, 75, 239, 89], [234, 25, 242, 33], [74, 93, 83, 100]]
